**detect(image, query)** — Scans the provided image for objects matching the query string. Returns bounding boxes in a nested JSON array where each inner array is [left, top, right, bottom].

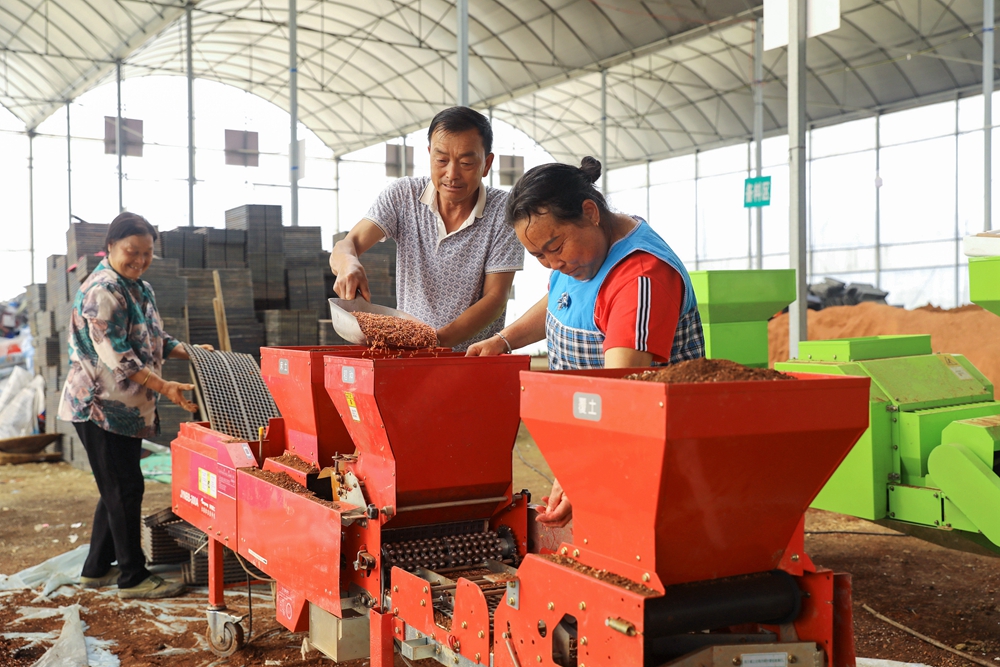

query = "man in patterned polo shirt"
[[329, 107, 524, 350]]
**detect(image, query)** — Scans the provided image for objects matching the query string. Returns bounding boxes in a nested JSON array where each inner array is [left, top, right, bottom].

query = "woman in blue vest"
[[467, 156, 705, 526]]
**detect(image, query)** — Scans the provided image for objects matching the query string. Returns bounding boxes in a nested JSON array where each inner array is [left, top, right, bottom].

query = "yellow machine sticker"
[[942, 355, 974, 381], [198, 468, 218, 498], [344, 392, 361, 422]]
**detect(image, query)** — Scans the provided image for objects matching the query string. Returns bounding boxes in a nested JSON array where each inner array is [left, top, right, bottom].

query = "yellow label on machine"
[[344, 392, 361, 422], [942, 355, 974, 381], [198, 468, 217, 498]]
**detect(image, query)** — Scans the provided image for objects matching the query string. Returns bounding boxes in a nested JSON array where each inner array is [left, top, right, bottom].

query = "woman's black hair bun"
[[579, 156, 602, 184]]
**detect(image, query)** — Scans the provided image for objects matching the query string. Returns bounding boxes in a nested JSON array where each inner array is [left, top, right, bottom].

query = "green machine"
[[689, 269, 796, 368], [775, 253, 1000, 555]]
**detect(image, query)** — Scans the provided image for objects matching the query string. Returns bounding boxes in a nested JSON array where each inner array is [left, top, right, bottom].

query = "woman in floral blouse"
[[59, 212, 209, 600]]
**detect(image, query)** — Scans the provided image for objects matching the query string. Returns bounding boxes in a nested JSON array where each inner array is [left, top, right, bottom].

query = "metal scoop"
[[328, 298, 432, 346]]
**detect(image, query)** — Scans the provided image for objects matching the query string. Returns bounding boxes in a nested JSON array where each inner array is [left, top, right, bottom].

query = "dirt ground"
[[4, 436, 1000, 667]]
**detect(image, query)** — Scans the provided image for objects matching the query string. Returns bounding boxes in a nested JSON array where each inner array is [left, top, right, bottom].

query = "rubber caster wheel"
[[208, 621, 245, 657]]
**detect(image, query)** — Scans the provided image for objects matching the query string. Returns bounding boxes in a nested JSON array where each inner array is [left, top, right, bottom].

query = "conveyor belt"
[[184, 344, 280, 442], [382, 527, 516, 572]]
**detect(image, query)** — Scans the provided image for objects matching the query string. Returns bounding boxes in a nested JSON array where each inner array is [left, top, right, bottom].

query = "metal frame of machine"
[[172, 345, 871, 666]]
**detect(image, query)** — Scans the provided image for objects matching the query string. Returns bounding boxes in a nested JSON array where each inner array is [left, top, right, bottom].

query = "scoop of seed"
[[355, 312, 438, 348]]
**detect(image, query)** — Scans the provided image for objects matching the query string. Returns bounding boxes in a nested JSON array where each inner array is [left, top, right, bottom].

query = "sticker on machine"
[[572, 392, 601, 421], [344, 392, 361, 422], [198, 468, 218, 498], [741, 653, 788, 667], [941, 355, 974, 381]]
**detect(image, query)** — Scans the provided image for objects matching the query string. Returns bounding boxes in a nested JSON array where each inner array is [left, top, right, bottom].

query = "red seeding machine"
[[172, 346, 871, 667]]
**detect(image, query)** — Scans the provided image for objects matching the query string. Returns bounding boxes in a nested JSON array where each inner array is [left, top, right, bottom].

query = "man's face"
[[428, 128, 494, 206]]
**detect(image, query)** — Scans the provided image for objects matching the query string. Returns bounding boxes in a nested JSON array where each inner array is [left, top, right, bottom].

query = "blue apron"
[[545, 219, 704, 370]]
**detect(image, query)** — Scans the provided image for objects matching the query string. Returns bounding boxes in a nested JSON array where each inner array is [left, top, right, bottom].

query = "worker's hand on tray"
[[465, 335, 507, 357], [333, 258, 372, 302], [536, 479, 573, 528], [163, 381, 198, 412], [167, 343, 214, 360]]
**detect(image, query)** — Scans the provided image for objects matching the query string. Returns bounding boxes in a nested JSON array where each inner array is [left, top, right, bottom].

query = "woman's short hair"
[[105, 212, 158, 249], [504, 156, 609, 228]]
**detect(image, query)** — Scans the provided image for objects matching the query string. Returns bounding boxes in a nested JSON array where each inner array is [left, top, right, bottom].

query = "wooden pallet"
[[0, 433, 62, 454], [0, 451, 63, 465]]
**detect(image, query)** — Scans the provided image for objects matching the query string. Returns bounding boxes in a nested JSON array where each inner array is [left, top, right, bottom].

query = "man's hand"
[[330, 220, 386, 302], [536, 479, 572, 528], [332, 257, 371, 302], [465, 335, 508, 357], [163, 381, 197, 412]]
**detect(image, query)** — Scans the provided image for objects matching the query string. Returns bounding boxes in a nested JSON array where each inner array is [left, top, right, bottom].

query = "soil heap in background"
[[354, 312, 437, 348], [768, 302, 1000, 385], [625, 358, 795, 383]]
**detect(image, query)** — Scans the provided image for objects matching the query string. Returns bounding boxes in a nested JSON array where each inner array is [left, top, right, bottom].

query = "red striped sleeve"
[[594, 252, 683, 362]]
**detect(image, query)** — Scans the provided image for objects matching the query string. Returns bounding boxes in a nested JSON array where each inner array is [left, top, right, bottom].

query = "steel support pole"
[[400, 135, 407, 177], [488, 107, 495, 188], [875, 115, 882, 288], [986, 0, 995, 231], [747, 141, 753, 269], [787, 0, 808, 358], [956, 99, 961, 306], [646, 159, 651, 221], [334, 156, 341, 233], [28, 132, 35, 284], [66, 101, 72, 226], [754, 17, 764, 269], [289, 0, 299, 226], [116, 59, 123, 212], [694, 149, 700, 270], [187, 3, 195, 227], [457, 0, 469, 106], [601, 68, 608, 194]]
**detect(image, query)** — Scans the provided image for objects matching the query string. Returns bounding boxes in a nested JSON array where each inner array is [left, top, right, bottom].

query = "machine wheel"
[[208, 621, 245, 657]]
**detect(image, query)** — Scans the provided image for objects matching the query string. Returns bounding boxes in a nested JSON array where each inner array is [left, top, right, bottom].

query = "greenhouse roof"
[[1, 0, 996, 166]]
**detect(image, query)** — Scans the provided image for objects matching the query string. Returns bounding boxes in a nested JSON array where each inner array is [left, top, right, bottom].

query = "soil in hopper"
[[625, 357, 796, 383]]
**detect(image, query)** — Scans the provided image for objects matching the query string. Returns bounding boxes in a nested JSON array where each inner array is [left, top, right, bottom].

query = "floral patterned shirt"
[[58, 259, 179, 438]]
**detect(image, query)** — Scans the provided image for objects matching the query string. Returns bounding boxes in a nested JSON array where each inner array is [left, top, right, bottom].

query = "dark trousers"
[[75, 421, 151, 588]]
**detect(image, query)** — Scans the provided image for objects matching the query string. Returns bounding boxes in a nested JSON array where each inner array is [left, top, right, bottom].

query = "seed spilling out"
[[355, 312, 438, 349]]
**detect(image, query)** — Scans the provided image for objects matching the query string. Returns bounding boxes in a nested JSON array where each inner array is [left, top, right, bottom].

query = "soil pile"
[[271, 452, 319, 475], [625, 358, 795, 383], [355, 312, 437, 348], [768, 303, 1000, 384]]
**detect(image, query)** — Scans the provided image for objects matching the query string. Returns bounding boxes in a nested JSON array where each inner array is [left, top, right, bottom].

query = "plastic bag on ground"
[[29, 604, 88, 667], [0, 375, 45, 439], [857, 659, 933, 667], [0, 365, 31, 413], [0, 545, 90, 597]]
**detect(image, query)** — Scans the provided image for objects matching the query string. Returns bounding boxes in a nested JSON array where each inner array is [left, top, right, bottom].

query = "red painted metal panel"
[[171, 423, 253, 543], [833, 573, 856, 667], [324, 354, 529, 525], [274, 581, 309, 632], [451, 578, 491, 663], [519, 370, 870, 586], [493, 555, 648, 667], [392, 567, 435, 636], [236, 469, 343, 617], [261, 347, 366, 467], [794, 569, 836, 666], [370, 609, 395, 667]]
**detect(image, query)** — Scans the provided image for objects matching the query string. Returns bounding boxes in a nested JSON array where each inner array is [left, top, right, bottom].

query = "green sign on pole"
[[744, 176, 772, 208]]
